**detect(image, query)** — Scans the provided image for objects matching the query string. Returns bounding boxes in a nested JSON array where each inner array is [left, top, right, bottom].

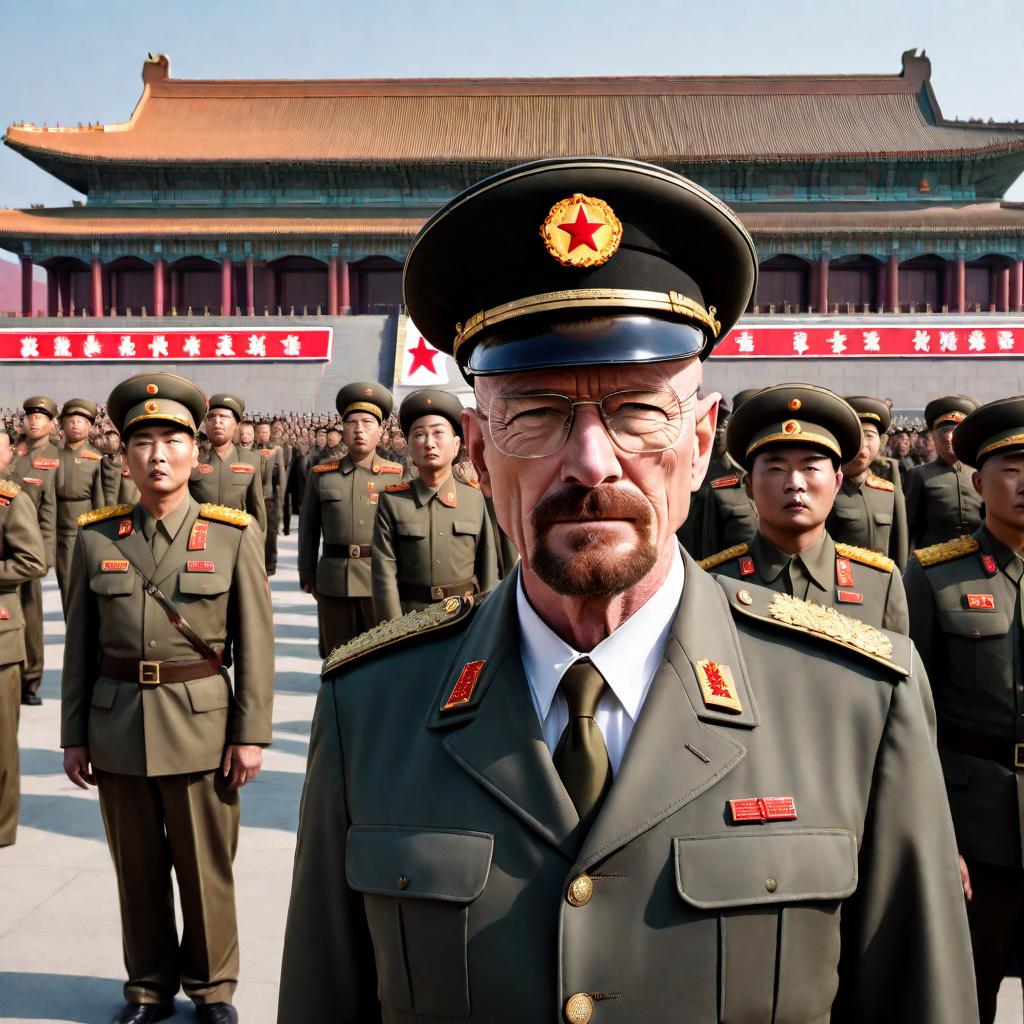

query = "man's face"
[[465, 357, 716, 597], [61, 413, 91, 444], [205, 409, 236, 446], [933, 424, 957, 464], [126, 425, 198, 498], [747, 446, 841, 537], [975, 453, 1024, 534], [342, 414, 381, 459], [409, 414, 460, 473], [391, 433, 407, 453], [238, 424, 255, 447], [0, 432, 12, 474], [890, 431, 911, 456], [104, 431, 121, 455], [23, 412, 52, 441], [271, 422, 284, 441], [255, 424, 272, 445], [842, 424, 878, 478], [315, 430, 327, 448]]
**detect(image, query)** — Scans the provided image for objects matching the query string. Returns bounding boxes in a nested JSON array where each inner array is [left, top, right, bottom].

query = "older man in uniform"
[[904, 395, 982, 549], [826, 395, 909, 569], [253, 421, 286, 574], [0, 430, 47, 846], [372, 389, 498, 623], [700, 384, 908, 634], [299, 383, 403, 657], [61, 372, 274, 1024], [279, 158, 974, 1023], [189, 394, 266, 533], [12, 395, 58, 705]]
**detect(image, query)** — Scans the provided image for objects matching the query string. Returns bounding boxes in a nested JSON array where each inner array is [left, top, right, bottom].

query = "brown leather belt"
[[101, 656, 218, 687], [400, 578, 477, 603], [937, 717, 1024, 770], [323, 543, 372, 559]]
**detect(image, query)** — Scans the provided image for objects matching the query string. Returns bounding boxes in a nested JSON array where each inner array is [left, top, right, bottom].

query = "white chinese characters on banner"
[[399, 317, 449, 385]]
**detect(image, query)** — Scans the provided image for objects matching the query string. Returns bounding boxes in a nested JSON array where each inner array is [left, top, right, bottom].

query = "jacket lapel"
[[114, 505, 157, 579], [151, 496, 200, 586]]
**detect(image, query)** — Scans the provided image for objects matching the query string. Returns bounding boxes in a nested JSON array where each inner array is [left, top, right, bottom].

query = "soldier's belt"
[[323, 543, 372, 559], [937, 717, 1024, 770], [101, 656, 220, 687], [400, 577, 478, 603]]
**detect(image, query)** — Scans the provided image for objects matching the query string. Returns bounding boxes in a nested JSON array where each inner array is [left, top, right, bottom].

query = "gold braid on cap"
[[746, 428, 842, 460], [978, 433, 1024, 460], [343, 401, 383, 420]]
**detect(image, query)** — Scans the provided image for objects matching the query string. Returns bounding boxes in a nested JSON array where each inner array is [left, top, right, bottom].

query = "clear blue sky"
[[0, 0, 1022, 213]]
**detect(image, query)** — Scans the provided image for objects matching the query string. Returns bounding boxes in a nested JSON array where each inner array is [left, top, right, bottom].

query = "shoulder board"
[[834, 542, 895, 574], [865, 474, 894, 492], [198, 503, 251, 528], [913, 535, 980, 568], [385, 482, 412, 493], [78, 503, 134, 527], [711, 475, 741, 489], [379, 463, 404, 475], [0, 479, 21, 498], [313, 461, 340, 473], [323, 595, 476, 676], [80, 449, 102, 462], [698, 543, 749, 571]]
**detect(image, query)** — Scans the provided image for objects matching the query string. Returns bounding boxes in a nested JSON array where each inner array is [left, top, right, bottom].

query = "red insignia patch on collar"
[[981, 554, 998, 576], [188, 520, 208, 551], [739, 557, 755, 577], [965, 593, 995, 610], [442, 660, 486, 711], [695, 658, 742, 714], [118, 518, 133, 537], [729, 797, 797, 824], [187, 560, 215, 573], [837, 590, 863, 604], [835, 557, 854, 588], [0, 607, 8, 620]]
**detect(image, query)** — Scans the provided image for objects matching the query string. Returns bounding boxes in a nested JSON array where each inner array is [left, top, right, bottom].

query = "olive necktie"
[[553, 659, 612, 828], [144, 516, 169, 562]]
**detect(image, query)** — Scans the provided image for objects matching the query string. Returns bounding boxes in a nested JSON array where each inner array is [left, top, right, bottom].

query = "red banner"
[[0, 326, 332, 361], [714, 321, 1024, 358]]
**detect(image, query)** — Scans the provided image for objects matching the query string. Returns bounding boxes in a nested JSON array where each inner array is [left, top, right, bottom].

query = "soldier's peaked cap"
[[404, 157, 758, 377], [107, 372, 207, 438], [23, 395, 58, 418], [207, 393, 245, 421], [399, 389, 464, 439], [60, 398, 97, 421], [953, 396, 1024, 466], [336, 382, 393, 423], [844, 395, 891, 433], [924, 395, 978, 430]]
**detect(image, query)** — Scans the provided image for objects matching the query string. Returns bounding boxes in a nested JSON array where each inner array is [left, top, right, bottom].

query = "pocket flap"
[[89, 571, 135, 596], [396, 523, 429, 539], [319, 484, 345, 502], [872, 511, 893, 525], [674, 829, 857, 908], [936, 608, 1009, 639], [184, 675, 230, 713], [830, 508, 860, 521], [90, 680, 118, 709], [452, 520, 481, 536], [177, 573, 231, 597], [347, 825, 493, 902]]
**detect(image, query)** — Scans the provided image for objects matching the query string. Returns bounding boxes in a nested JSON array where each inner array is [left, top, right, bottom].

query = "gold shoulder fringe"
[[865, 474, 895, 492], [914, 535, 979, 567], [834, 542, 895, 574], [768, 592, 894, 662], [0, 479, 21, 498], [198, 503, 251, 528], [77, 503, 133, 527], [698, 543, 749, 571]]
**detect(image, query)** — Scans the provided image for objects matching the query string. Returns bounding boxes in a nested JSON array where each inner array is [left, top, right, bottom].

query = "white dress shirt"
[[516, 547, 685, 775]]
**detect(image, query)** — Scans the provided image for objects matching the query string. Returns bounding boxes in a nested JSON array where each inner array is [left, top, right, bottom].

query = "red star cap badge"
[[540, 193, 622, 268]]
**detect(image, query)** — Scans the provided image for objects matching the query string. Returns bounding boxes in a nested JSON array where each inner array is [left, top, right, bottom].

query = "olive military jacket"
[[904, 457, 982, 549], [298, 453, 404, 598], [0, 480, 47, 666], [700, 457, 758, 560], [13, 441, 58, 566], [904, 526, 1024, 868], [827, 471, 909, 569], [371, 474, 500, 623], [60, 496, 275, 777], [55, 441, 105, 578], [189, 444, 267, 533], [279, 550, 975, 1024], [100, 452, 127, 506], [701, 531, 909, 634]]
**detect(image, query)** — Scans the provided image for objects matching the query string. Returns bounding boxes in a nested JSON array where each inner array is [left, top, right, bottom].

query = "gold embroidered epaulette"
[[198, 503, 251, 528], [385, 482, 412, 493], [0, 479, 21, 499], [78, 503, 133, 527], [313, 461, 340, 473], [834, 542, 895, 574], [698, 543, 749, 571], [765, 592, 897, 665], [914, 535, 979, 567], [323, 595, 477, 676], [80, 449, 102, 461], [865, 474, 894, 492]]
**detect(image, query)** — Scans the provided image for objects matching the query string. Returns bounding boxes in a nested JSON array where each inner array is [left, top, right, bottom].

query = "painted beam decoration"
[[0, 327, 332, 361], [713, 320, 1024, 358]]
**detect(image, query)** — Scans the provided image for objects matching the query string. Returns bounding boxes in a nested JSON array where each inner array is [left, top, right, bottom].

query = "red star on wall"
[[407, 336, 440, 375], [558, 205, 603, 252]]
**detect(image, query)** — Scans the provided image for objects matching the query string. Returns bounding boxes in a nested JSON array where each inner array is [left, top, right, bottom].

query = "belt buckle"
[[349, 544, 362, 559], [138, 661, 160, 686], [431, 585, 445, 600], [1015, 743, 1024, 770]]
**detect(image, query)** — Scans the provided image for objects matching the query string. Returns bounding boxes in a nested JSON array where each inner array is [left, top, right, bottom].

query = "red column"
[[875, 261, 887, 312], [170, 268, 179, 311], [327, 255, 339, 315], [1012, 259, 1024, 312], [245, 256, 255, 315], [153, 256, 165, 317], [221, 254, 232, 315], [888, 254, 900, 312], [46, 267, 58, 316], [91, 257, 104, 317], [816, 254, 829, 315], [339, 258, 351, 314], [20, 255, 33, 317], [998, 265, 1011, 313], [955, 258, 966, 314]]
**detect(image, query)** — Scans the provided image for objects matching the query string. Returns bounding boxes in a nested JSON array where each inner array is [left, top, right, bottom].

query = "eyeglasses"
[[480, 385, 695, 459]]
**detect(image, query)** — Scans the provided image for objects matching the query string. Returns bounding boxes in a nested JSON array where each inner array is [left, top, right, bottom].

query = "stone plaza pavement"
[[0, 528, 1022, 1022]]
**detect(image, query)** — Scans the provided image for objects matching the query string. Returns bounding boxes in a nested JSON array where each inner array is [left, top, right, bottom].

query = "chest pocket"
[[319, 481, 346, 503], [347, 825, 493, 1018], [397, 523, 429, 540], [675, 829, 856, 1024], [452, 520, 480, 537], [89, 569, 136, 597], [177, 573, 231, 598], [830, 507, 860, 522], [872, 511, 893, 526], [936, 601, 1012, 692]]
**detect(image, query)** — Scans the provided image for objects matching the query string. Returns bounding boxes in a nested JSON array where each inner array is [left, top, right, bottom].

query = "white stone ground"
[[0, 526, 1020, 1022]]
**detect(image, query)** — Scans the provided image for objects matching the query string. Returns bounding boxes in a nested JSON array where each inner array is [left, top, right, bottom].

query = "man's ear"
[[972, 469, 984, 499], [834, 467, 843, 497], [462, 408, 491, 498], [691, 391, 721, 494]]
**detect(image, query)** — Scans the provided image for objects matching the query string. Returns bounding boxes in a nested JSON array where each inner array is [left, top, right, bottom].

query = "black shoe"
[[116, 1004, 173, 1024], [196, 1004, 238, 1024], [21, 693, 42, 706]]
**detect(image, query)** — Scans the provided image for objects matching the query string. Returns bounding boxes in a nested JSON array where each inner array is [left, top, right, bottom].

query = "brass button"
[[737, 589, 753, 606], [396, 875, 409, 890], [567, 875, 594, 907], [765, 877, 778, 893], [564, 993, 593, 1023]]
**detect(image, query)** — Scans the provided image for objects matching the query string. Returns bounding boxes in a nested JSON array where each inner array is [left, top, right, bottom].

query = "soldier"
[[12, 396, 58, 705], [701, 384, 909, 634], [100, 426, 128, 505], [903, 396, 1024, 1023], [188, 394, 267, 533], [252, 421, 286, 574], [0, 429, 47, 846], [279, 158, 974, 1022], [298, 383, 403, 658], [826, 395, 909, 568], [904, 395, 982, 549], [54, 398, 106, 608], [61, 371, 274, 1024], [888, 427, 917, 482], [371, 389, 499, 623], [308, 424, 343, 469]]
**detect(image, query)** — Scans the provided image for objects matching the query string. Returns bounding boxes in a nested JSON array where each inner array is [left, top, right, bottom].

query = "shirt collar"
[[137, 492, 191, 542]]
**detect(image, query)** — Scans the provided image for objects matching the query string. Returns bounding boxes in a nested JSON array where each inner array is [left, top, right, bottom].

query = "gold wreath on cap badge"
[[782, 419, 801, 435], [541, 193, 623, 268], [145, 401, 159, 414]]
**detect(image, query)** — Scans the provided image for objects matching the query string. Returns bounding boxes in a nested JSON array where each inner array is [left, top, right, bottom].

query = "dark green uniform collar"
[[751, 531, 833, 591], [979, 524, 1024, 584], [136, 492, 192, 543]]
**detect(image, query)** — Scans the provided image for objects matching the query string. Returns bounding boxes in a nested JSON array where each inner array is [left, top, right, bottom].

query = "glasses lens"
[[601, 389, 683, 452], [488, 393, 574, 458]]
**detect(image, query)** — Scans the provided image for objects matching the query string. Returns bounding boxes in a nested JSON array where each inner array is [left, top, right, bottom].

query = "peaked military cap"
[[107, 372, 207, 438], [60, 398, 97, 421], [336, 382, 393, 424], [404, 157, 758, 377], [732, 388, 761, 409], [845, 396, 891, 433], [23, 395, 58, 418], [207, 393, 245, 421], [726, 383, 863, 468], [924, 395, 978, 430], [399, 389, 464, 439], [953, 396, 1024, 466]]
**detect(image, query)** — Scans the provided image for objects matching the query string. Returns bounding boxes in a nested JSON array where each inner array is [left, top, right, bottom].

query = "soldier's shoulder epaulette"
[[378, 461, 404, 475], [198, 503, 251, 528], [384, 482, 412, 493], [698, 542, 749, 571], [0, 479, 21, 499], [834, 542, 895, 574], [865, 474, 894, 492], [80, 449, 102, 462], [323, 595, 477, 677], [313, 461, 340, 473], [78, 503, 133, 527], [467, 478, 481, 489], [913, 535, 979, 568], [710, 474, 742, 489]]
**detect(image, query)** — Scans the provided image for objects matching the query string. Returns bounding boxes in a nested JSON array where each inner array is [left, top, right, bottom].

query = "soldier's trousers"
[[0, 663, 20, 846], [314, 594, 374, 659], [95, 768, 240, 1007], [56, 529, 75, 613], [264, 499, 280, 576], [19, 578, 44, 698]]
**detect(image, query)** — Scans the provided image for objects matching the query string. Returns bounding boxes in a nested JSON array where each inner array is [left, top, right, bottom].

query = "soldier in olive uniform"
[[826, 395, 909, 569], [188, 394, 266, 533], [701, 384, 908, 634], [12, 396, 58, 705], [100, 427, 128, 505], [904, 395, 982, 549], [372, 389, 498, 623], [280, 158, 974, 1023], [0, 430, 47, 846], [54, 398, 106, 609], [904, 396, 1024, 1023], [61, 372, 274, 1024], [299, 383, 403, 657], [253, 421, 286, 575]]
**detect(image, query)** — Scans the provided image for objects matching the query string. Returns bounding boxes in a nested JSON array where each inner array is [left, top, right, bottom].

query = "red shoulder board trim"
[[385, 482, 412, 493], [32, 458, 58, 470], [866, 475, 895, 492], [379, 464, 403, 474], [313, 461, 340, 474], [81, 449, 102, 461], [711, 475, 740, 489]]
